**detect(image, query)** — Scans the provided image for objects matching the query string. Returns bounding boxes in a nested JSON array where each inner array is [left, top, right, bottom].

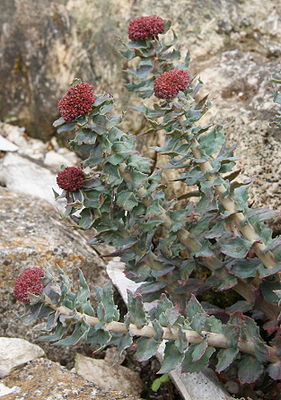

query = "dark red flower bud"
[[58, 83, 95, 122], [154, 69, 190, 100], [56, 167, 85, 192], [128, 16, 165, 41], [14, 268, 45, 303]]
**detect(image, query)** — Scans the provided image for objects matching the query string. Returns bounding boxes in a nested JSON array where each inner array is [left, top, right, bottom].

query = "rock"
[[0, 337, 44, 378], [0, 135, 18, 152], [75, 354, 143, 397], [0, 122, 48, 159], [0, 152, 60, 207], [0, 186, 108, 366], [2, 358, 143, 400], [197, 50, 281, 210], [0, 0, 279, 140], [0, 383, 18, 397], [44, 149, 75, 169]]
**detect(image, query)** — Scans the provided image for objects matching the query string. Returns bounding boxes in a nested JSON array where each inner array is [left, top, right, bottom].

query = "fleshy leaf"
[[126, 291, 147, 328], [216, 347, 239, 373], [182, 346, 216, 373], [96, 285, 120, 323], [158, 341, 184, 373], [238, 355, 264, 384]]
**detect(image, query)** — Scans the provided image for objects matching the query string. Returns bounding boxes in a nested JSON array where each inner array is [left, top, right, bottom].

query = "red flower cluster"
[[56, 167, 85, 192], [128, 16, 165, 41], [14, 268, 45, 303], [58, 83, 95, 122], [154, 69, 190, 100]]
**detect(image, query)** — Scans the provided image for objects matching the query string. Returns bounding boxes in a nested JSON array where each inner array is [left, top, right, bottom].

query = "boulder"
[[0, 0, 279, 140], [198, 50, 281, 210], [75, 354, 143, 397], [2, 358, 143, 400], [0, 337, 44, 378]]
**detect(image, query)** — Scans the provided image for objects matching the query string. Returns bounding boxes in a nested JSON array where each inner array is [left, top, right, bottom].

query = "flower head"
[[56, 167, 85, 192], [128, 16, 165, 41], [58, 83, 95, 122], [154, 69, 190, 100], [14, 268, 45, 303]]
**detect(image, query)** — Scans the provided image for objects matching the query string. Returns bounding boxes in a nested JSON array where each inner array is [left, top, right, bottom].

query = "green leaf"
[[151, 374, 170, 392], [38, 322, 66, 342], [78, 208, 94, 229], [135, 321, 163, 362], [241, 316, 268, 362], [113, 333, 133, 361], [127, 40, 149, 49], [198, 127, 224, 156], [74, 129, 97, 145], [130, 170, 148, 188], [55, 321, 90, 346], [163, 20, 172, 33], [192, 336, 209, 362], [155, 294, 179, 327], [186, 295, 208, 332], [238, 355, 264, 384], [87, 324, 112, 347], [117, 190, 138, 211], [228, 258, 261, 279], [96, 285, 120, 323], [261, 279, 281, 304], [57, 122, 76, 133], [53, 117, 65, 127], [75, 271, 95, 316], [93, 94, 113, 107], [216, 348, 239, 373], [182, 346, 215, 373], [220, 236, 251, 258], [103, 164, 123, 186], [126, 291, 147, 328], [137, 281, 167, 296], [186, 294, 205, 318], [262, 237, 281, 253], [158, 341, 184, 374]]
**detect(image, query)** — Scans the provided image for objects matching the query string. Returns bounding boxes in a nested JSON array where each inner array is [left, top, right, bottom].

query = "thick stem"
[[191, 139, 277, 271], [52, 304, 279, 363]]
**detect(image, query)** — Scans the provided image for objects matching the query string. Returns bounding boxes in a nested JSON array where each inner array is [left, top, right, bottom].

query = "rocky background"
[[0, 0, 280, 399]]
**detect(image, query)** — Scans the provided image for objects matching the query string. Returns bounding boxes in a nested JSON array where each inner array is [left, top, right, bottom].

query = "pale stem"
[[52, 304, 279, 363], [191, 138, 278, 271]]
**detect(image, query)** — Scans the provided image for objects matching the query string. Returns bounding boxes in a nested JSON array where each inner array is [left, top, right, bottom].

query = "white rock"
[[0, 135, 18, 152], [0, 383, 19, 397], [0, 153, 63, 209], [0, 337, 44, 378], [0, 123, 26, 147], [44, 150, 74, 169], [75, 353, 143, 397]]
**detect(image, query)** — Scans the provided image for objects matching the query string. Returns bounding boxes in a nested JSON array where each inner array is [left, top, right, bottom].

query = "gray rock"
[[198, 50, 281, 210], [2, 358, 142, 400], [0, 0, 279, 140], [0, 135, 18, 152], [0, 152, 60, 207], [0, 337, 44, 378], [0, 383, 18, 397], [75, 353, 143, 397], [44, 150, 76, 169]]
